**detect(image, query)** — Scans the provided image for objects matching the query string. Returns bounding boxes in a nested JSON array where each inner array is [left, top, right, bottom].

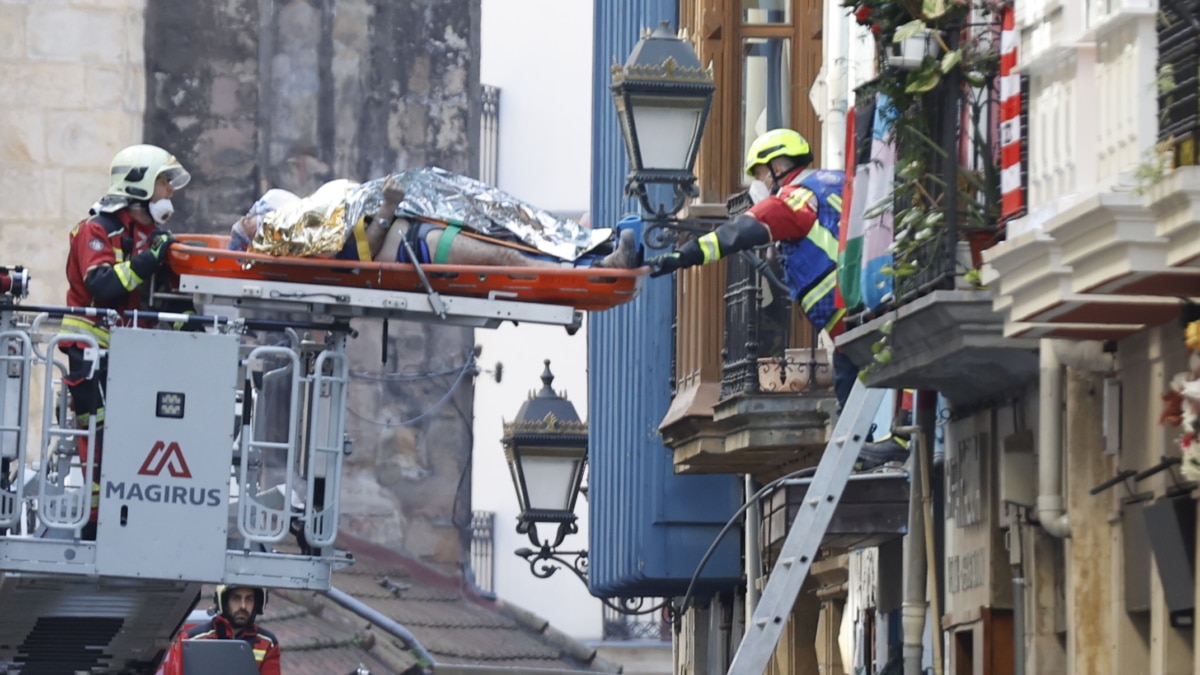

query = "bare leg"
[[423, 229, 561, 268], [374, 220, 640, 269]]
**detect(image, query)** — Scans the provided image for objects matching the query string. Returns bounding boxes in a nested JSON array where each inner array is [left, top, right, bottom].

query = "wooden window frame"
[[683, 0, 822, 206]]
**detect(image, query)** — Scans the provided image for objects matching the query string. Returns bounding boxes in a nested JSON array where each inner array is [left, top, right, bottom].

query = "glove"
[[148, 229, 177, 262], [647, 251, 684, 278]]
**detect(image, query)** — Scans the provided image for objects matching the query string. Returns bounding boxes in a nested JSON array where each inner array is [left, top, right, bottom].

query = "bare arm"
[[365, 175, 405, 259]]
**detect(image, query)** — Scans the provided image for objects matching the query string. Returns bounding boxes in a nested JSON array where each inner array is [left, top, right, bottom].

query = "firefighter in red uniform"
[[63, 144, 190, 536], [159, 585, 282, 675]]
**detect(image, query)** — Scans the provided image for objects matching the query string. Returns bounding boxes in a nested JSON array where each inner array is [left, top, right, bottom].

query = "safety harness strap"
[[433, 224, 462, 264]]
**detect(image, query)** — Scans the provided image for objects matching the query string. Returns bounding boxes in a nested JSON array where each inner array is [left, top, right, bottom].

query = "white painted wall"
[[480, 0, 593, 212], [476, 0, 602, 641]]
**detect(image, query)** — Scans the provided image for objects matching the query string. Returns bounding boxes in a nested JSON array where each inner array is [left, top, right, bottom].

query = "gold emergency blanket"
[[251, 180, 358, 257]]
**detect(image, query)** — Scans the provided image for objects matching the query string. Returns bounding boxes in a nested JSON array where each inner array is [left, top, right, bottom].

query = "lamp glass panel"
[[742, 0, 791, 24], [615, 103, 640, 170], [520, 456, 581, 512], [741, 37, 793, 185], [628, 98, 703, 171]]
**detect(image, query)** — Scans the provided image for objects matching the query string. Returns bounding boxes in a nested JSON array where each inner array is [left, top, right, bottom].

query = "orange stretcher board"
[[169, 235, 646, 313]]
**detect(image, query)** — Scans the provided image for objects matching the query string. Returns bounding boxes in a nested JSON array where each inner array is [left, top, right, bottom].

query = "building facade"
[[586, 0, 1200, 673]]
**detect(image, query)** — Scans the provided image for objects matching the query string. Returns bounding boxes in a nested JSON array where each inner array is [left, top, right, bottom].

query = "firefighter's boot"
[[856, 409, 912, 471], [595, 229, 640, 269]]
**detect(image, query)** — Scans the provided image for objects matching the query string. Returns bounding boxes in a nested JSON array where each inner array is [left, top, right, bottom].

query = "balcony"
[[836, 38, 1041, 406], [663, 249, 839, 479], [986, 2, 1200, 342], [762, 469, 910, 563]]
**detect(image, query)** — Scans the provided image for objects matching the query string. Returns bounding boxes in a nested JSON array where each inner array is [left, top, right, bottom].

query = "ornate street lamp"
[[503, 361, 668, 618], [610, 21, 715, 242], [503, 360, 589, 580]]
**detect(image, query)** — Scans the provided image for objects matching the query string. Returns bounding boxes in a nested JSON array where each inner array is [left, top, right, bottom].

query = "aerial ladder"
[[0, 265, 587, 674], [726, 380, 886, 675]]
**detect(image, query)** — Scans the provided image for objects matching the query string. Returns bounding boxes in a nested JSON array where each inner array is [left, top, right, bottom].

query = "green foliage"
[[845, 0, 1006, 380]]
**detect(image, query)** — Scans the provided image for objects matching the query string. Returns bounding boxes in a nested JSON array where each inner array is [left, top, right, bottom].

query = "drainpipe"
[[901, 394, 927, 675], [1037, 339, 1070, 539], [744, 475, 761, 629]]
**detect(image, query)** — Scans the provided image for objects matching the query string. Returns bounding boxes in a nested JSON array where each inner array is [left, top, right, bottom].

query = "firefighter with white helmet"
[[62, 144, 192, 537], [159, 585, 281, 674]]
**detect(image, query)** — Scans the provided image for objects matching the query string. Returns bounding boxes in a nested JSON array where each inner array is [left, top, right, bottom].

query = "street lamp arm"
[[513, 543, 674, 618]]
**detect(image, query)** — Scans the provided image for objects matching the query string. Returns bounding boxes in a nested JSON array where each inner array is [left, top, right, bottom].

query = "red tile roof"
[[241, 534, 622, 674]]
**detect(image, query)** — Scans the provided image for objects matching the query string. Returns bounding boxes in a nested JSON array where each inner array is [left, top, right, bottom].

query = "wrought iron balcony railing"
[[719, 245, 828, 401]]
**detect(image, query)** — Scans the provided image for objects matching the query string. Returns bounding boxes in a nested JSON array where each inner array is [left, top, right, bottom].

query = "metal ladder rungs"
[[726, 381, 887, 675]]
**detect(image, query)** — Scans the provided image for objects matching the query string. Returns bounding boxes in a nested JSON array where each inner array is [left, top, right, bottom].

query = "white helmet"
[[107, 144, 191, 200]]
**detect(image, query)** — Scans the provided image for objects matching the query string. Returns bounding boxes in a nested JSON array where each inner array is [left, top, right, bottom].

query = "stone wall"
[[0, 0, 148, 307], [0, 0, 481, 572], [144, 0, 481, 570]]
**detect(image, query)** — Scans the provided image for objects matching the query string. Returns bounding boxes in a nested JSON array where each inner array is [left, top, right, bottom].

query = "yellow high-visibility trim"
[[352, 216, 371, 260], [806, 223, 839, 259], [75, 407, 105, 426], [698, 232, 721, 263], [826, 307, 846, 330], [253, 648, 266, 661], [827, 194, 843, 212], [113, 261, 142, 291], [61, 316, 111, 347], [801, 271, 837, 313], [784, 187, 815, 211]]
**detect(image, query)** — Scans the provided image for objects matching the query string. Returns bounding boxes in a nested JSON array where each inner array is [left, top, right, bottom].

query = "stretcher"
[[169, 234, 647, 313]]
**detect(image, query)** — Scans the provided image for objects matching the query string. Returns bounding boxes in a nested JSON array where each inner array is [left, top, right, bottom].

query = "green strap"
[[433, 224, 462, 264]]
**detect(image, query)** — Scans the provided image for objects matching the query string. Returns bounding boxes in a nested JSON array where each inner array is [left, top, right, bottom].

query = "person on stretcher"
[[228, 168, 640, 270]]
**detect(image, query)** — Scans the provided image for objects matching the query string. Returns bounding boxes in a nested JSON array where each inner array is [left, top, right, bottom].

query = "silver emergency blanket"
[[250, 167, 609, 261], [352, 167, 611, 261]]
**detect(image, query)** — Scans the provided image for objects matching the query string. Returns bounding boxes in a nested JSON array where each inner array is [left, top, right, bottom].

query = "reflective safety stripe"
[[253, 648, 266, 662], [113, 261, 142, 292], [75, 408, 105, 426], [784, 187, 815, 211], [62, 315, 111, 348], [90, 482, 100, 508], [826, 307, 846, 333], [801, 270, 838, 313], [827, 194, 843, 212], [698, 232, 721, 263], [806, 222, 839, 259]]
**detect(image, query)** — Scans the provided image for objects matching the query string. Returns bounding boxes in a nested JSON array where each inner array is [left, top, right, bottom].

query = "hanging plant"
[[1163, 320, 1200, 481]]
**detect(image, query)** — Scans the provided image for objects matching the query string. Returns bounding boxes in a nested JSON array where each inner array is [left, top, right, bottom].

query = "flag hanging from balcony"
[[838, 99, 863, 314], [999, 6, 1024, 219], [861, 94, 897, 311], [838, 94, 896, 314]]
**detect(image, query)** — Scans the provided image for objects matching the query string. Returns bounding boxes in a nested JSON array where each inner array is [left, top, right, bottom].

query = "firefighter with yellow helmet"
[[648, 129, 851, 390], [647, 129, 909, 468]]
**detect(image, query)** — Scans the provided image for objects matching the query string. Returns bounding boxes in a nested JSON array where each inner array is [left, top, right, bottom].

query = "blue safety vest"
[[777, 169, 845, 333]]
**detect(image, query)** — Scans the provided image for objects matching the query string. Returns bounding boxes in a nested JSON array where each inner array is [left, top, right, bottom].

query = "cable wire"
[[346, 353, 477, 428], [676, 466, 818, 616]]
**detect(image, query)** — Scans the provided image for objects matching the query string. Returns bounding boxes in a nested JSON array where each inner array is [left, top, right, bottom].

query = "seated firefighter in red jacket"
[[159, 585, 281, 675]]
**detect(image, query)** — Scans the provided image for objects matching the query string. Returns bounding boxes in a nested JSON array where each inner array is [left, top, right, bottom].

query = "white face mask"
[[748, 179, 771, 205], [148, 198, 175, 224]]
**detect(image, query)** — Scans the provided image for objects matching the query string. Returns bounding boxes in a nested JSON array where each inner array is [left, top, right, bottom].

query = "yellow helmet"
[[107, 144, 191, 200], [744, 129, 811, 177]]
